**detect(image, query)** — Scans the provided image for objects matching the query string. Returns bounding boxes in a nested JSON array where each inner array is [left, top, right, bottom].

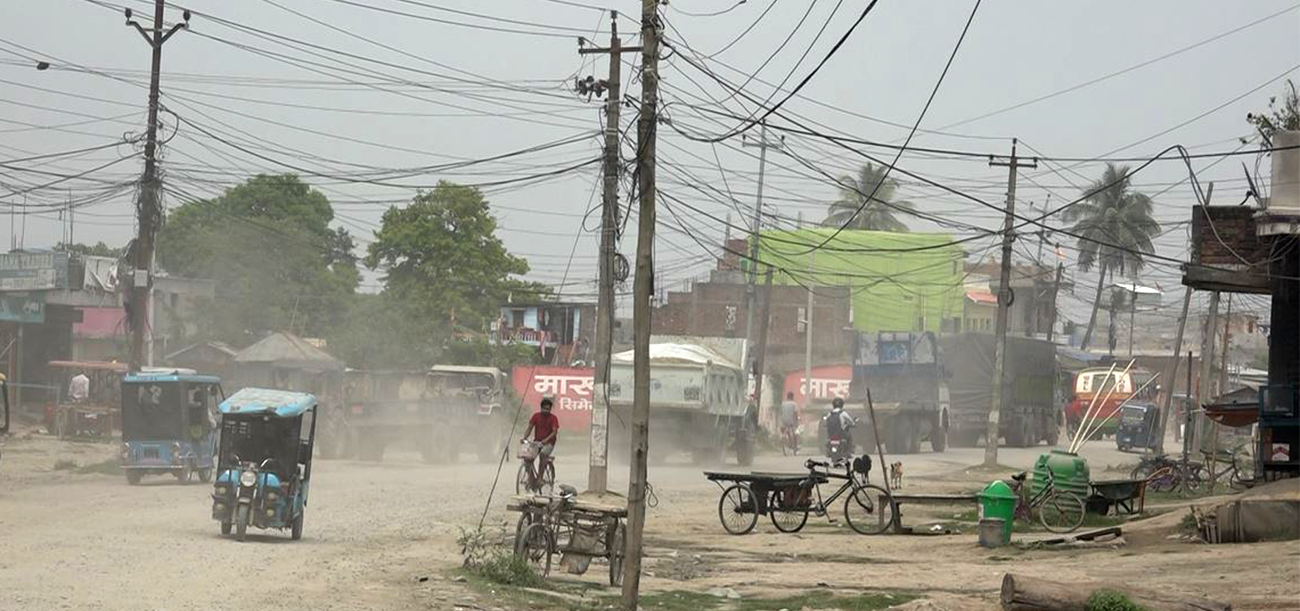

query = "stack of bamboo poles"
[[1068, 359, 1162, 453]]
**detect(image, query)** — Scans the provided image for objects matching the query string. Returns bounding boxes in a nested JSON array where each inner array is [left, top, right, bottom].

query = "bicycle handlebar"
[[805, 459, 829, 470]]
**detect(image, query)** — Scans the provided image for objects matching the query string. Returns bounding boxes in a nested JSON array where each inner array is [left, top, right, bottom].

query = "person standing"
[[69, 371, 90, 403], [779, 392, 800, 454]]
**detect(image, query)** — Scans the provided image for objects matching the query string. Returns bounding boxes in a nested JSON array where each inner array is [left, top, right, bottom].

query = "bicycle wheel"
[[539, 462, 556, 496], [1181, 464, 1207, 496], [844, 484, 895, 535], [1037, 492, 1086, 534], [1145, 466, 1179, 493], [515, 463, 530, 494], [717, 484, 758, 535], [768, 488, 810, 533], [514, 523, 553, 578]]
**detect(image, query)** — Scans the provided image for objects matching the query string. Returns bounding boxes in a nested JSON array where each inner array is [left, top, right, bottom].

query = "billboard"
[[511, 365, 595, 430], [0, 252, 69, 291], [782, 365, 852, 408], [0, 293, 44, 323]]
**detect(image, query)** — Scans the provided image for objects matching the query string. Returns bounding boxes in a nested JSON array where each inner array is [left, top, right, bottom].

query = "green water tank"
[[978, 480, 1018, 542], [1031, 450, 1090, 500]]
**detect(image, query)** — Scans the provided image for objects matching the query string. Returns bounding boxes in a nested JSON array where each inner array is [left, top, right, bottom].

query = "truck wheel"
[[929, 420, 947, 453], [1045, 420, 1061, 446]]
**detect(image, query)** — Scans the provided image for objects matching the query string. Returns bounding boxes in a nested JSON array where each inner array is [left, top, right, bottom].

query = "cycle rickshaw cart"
[[704, 456, 895, 535], [509, 488, 627, 586]]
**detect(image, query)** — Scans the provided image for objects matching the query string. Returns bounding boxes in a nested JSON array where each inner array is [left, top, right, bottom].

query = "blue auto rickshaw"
[[211, 388, 317, 542], [120, 371, 223, 485], [1115, 403, 1162, 453]]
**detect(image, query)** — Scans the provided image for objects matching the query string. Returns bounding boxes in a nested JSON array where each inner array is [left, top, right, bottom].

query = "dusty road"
[[1, 427, 1297, 611]]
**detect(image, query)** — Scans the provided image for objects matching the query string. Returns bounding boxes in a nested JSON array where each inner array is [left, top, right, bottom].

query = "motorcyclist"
[[824, 397, 856, 463]]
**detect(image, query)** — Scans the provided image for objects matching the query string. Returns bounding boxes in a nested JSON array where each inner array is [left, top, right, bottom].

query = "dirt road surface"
[[1, 427, 1296, 611]]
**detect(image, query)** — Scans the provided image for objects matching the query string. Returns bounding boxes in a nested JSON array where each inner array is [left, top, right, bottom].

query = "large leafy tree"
[[156, 174, 358, 345], [823, 162, 914, 231], [1065, 164, 1160, 351], [359, 181, 536, 365]]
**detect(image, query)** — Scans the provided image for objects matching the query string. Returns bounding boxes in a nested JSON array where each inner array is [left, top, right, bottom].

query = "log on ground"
[[1000, 573, 1231, 611]]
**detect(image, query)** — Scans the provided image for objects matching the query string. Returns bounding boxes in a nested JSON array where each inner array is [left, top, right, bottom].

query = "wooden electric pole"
[[124, 1, 188, 372], [1158, 287, 1192, 452], [580, 11, 640, 495], [1045, 262, 1063, 342], [985, 139, 1036, 466], [621, 0, 659, 606], [750, 268, 775, 415]]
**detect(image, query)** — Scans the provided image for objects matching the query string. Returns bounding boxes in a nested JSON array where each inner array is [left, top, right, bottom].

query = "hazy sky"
[[2, 0, 1296, 327]]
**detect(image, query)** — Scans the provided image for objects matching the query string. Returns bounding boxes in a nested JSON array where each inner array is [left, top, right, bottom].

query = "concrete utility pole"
[[741, 128, 783, 374], [579, 11, 641, 495], [803, 242, 815, 409], [985, 139, 1036, 466], [621, 0, 658, 606], [750, 268, 774, 415], [124, 1, 188, 372], [1193, 291, 1221, 453], [1157, 287, 1192, 452]]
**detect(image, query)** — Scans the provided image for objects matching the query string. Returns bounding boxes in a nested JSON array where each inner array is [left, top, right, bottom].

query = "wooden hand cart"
[[704, 459, 895, 535], [508, 494, 627, 586]]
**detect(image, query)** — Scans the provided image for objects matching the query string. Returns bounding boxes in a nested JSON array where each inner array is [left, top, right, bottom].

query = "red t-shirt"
[[529, 411, 559, 443]]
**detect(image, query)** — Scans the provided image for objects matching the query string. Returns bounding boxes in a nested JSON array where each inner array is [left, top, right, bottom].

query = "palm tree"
[[1067, 163, 1160, 351], [823, 162, 914, 231]]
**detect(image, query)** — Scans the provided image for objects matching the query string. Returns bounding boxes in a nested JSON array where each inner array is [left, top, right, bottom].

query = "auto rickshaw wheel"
[[235, 505, 250, 542], [291, 510, 304, 541]]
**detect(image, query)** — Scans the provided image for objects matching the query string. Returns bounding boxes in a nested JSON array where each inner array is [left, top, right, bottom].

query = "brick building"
[[651, 269, 853, 372]]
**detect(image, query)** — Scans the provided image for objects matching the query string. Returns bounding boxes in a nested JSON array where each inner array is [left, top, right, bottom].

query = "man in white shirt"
[[69, 372, 90, 402]]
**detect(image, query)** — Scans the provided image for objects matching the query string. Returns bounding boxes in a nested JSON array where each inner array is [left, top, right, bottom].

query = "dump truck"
[[607, 338, 755, 465], [941, 333, 1060, 448], [843, 331, 949, 454], [327, 366, 508, 462]]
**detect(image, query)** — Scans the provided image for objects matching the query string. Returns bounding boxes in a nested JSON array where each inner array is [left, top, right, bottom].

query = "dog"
[[889, 461, 904, 489]]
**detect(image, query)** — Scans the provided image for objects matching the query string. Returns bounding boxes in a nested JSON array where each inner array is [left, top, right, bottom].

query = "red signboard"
[[511, 365, 594, 430], [782, 365, 852, 407]]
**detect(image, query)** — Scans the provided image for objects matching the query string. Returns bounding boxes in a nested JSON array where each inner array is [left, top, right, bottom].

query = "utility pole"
[[803, 229, 815, 411], [1217, 294, 1232, 396], [741, 128, 783, 375], [124, 1, 189, 372], [750, 268, 774, 415], [1193, 291, 1221, 453], [579, 11, 640, 495], [1157, 287, 1192, 452], [621, 0, 658, 606], [985, 138, 1036, 466]]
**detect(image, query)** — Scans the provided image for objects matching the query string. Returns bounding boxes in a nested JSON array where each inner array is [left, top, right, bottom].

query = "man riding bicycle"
[[520, 397, 559, 486], [779, 392, 799, 454], [824, 397, 855, 463]]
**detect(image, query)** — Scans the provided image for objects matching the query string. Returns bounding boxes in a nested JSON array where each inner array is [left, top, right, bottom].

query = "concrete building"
[[491, 300, 595, 365]]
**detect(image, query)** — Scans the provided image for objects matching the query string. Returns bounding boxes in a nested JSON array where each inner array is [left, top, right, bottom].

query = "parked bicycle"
[[1006, 468, 1086, 534], [516, 440, 555, 495], [1130, 448, 1252, 495]]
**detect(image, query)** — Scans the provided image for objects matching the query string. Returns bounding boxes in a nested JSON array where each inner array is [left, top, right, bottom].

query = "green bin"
[[978, 480, 1018, 543]]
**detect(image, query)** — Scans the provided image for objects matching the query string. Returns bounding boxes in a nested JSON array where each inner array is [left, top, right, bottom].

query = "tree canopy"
[[156, 174, 358, 345], [822, 162, 914, 232]]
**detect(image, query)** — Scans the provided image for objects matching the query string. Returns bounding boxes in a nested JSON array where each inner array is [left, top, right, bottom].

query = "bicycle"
[[515, 440, 555, 495], [1006, 468, 1086, 534], [779, 423, 799, 456]]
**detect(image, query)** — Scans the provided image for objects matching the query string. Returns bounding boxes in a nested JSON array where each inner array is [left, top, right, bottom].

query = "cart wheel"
[[515, 523, 553, 578], [1038, 491, 1086, 534], [768, 489, 810, 534], [844, 484, 895, 535], [608, 522, 625, 587], [514, 512, 535, 546], [717, 484, 758, 535]]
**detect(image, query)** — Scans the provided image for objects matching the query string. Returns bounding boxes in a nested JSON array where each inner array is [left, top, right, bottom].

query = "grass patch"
[[633, 590, 724, 611], [456, 525, 548, 590], [737, 591, 917, 611], [1087, 590, 1151, 611]]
